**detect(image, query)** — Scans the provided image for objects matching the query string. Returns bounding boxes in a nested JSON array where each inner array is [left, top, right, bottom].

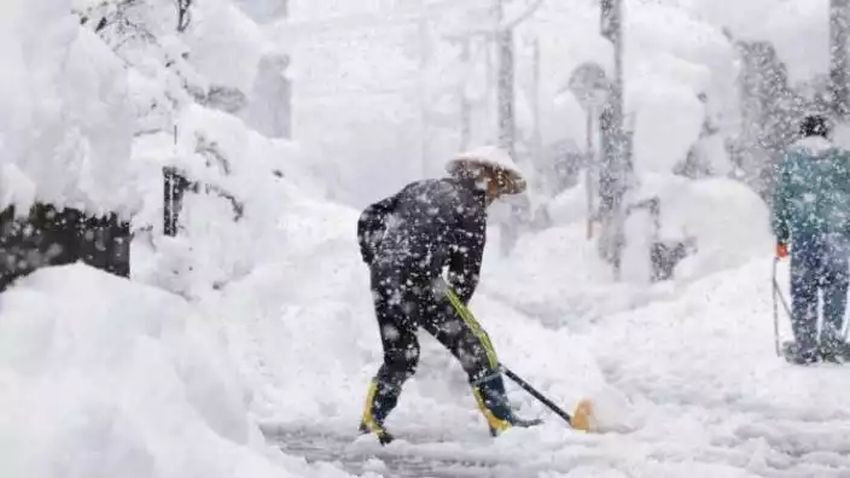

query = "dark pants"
[[365, 264, 507, 426], [790, 236, 850, 355]]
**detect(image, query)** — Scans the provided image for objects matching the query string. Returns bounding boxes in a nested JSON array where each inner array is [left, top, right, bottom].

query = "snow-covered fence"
[[0, 205, 130, 292]]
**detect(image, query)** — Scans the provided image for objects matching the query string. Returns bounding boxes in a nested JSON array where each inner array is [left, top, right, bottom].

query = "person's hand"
[[776, 242, 789, 259]]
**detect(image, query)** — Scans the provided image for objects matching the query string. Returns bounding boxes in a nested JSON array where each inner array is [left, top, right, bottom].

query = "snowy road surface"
[[269, 427, 525, 477], [242, 256, 850, 477]]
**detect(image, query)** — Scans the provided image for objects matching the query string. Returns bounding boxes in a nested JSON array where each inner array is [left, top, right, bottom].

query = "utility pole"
[[600, 0, 628, 277], [495, 0, 516, 158], [831, 0, 850, 119], [531, 37, 543, 163], [460, 37, 472, 150]]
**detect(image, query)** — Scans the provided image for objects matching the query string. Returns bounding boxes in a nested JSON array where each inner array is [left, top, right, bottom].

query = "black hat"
[[800, 114, 831, 138]]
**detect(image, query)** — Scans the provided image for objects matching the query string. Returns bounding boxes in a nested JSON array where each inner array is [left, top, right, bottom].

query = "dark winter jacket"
[[773, 137, 850, 246], [357, 178, 487, 304]]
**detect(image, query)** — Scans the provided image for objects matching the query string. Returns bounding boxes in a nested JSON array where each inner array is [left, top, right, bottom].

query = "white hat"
[[446, 146, 526, 194]]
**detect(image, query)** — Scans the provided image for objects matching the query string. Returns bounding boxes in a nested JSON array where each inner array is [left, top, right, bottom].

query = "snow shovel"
[[443, 285, 595, 432], [501, 365, 595, 432]]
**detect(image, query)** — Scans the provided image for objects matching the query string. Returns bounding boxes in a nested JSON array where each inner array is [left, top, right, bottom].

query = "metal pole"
[[164, 125, 179, 237], [771, 258, 782, 357], [600, 0, 627, 278], [586, 109, 595, 239], [418, 0, 430, 174], [612, 0, 627, 278], [495, 0, 516, 158], [532, 37, 542, 162], [460, 37, 472, 151], [831, 0, 850, 119]]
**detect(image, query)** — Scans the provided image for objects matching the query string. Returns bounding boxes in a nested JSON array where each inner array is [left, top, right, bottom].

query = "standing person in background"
[[773, 114, 850, 364], [356, 146, 540, 444]]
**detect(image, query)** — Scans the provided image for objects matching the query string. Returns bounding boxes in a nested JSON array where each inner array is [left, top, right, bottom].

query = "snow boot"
[[358, 421, 394, 445], [358, 379, 395, 445], [818, 338, 850, 364], [473, 375, 541, 436], [782, 340, 818, 365]]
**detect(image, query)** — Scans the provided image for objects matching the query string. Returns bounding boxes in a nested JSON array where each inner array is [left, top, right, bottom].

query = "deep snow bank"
[[0, 265, 353, 478], [522, 176, 772, 328]]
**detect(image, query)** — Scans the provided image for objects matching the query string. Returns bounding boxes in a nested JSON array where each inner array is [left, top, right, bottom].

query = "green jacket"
[[772, 137, 850, 244]]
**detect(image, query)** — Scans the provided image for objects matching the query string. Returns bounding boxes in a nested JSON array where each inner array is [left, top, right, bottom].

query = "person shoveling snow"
[[356, 147, 592, 444]]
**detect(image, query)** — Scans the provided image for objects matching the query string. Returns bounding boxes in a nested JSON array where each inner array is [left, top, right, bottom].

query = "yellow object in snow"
[[360, 379, 391, 441], [570, 399, 595, 432]]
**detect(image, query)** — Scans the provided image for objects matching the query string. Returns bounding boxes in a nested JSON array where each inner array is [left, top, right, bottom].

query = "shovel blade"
[[570, 399, 595, 432]]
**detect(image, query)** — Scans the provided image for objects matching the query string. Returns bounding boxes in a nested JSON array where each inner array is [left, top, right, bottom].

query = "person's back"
[[773, 114, 850, 364], [375, 178, 485, 279], [774, 136, 850, 245]]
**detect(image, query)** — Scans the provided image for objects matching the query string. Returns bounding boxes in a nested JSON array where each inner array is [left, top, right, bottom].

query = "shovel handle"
[[501, 365, 573, 426]]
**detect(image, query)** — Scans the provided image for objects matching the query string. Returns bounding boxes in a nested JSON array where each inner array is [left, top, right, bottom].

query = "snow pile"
[[1, 0, 308, 221], [0, 265, 353, 478], [659, 178, 771, 278], [541, 174, 770, 292], [182, 0, 265, 92], [45, 0, 322, 297], [207, 201, 372, 423], [0, 1, 349, 475], [625, 0, 738, 175], [131, 103, 322, 297], [0, 0, 134, 215]]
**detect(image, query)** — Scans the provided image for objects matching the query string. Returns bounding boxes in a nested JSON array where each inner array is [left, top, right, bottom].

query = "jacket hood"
[[792, 136, 834, 157]]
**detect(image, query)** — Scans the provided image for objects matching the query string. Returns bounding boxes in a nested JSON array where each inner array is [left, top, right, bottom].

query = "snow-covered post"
[[164, 126, 189, 237], [831, 0, 850, 118]]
